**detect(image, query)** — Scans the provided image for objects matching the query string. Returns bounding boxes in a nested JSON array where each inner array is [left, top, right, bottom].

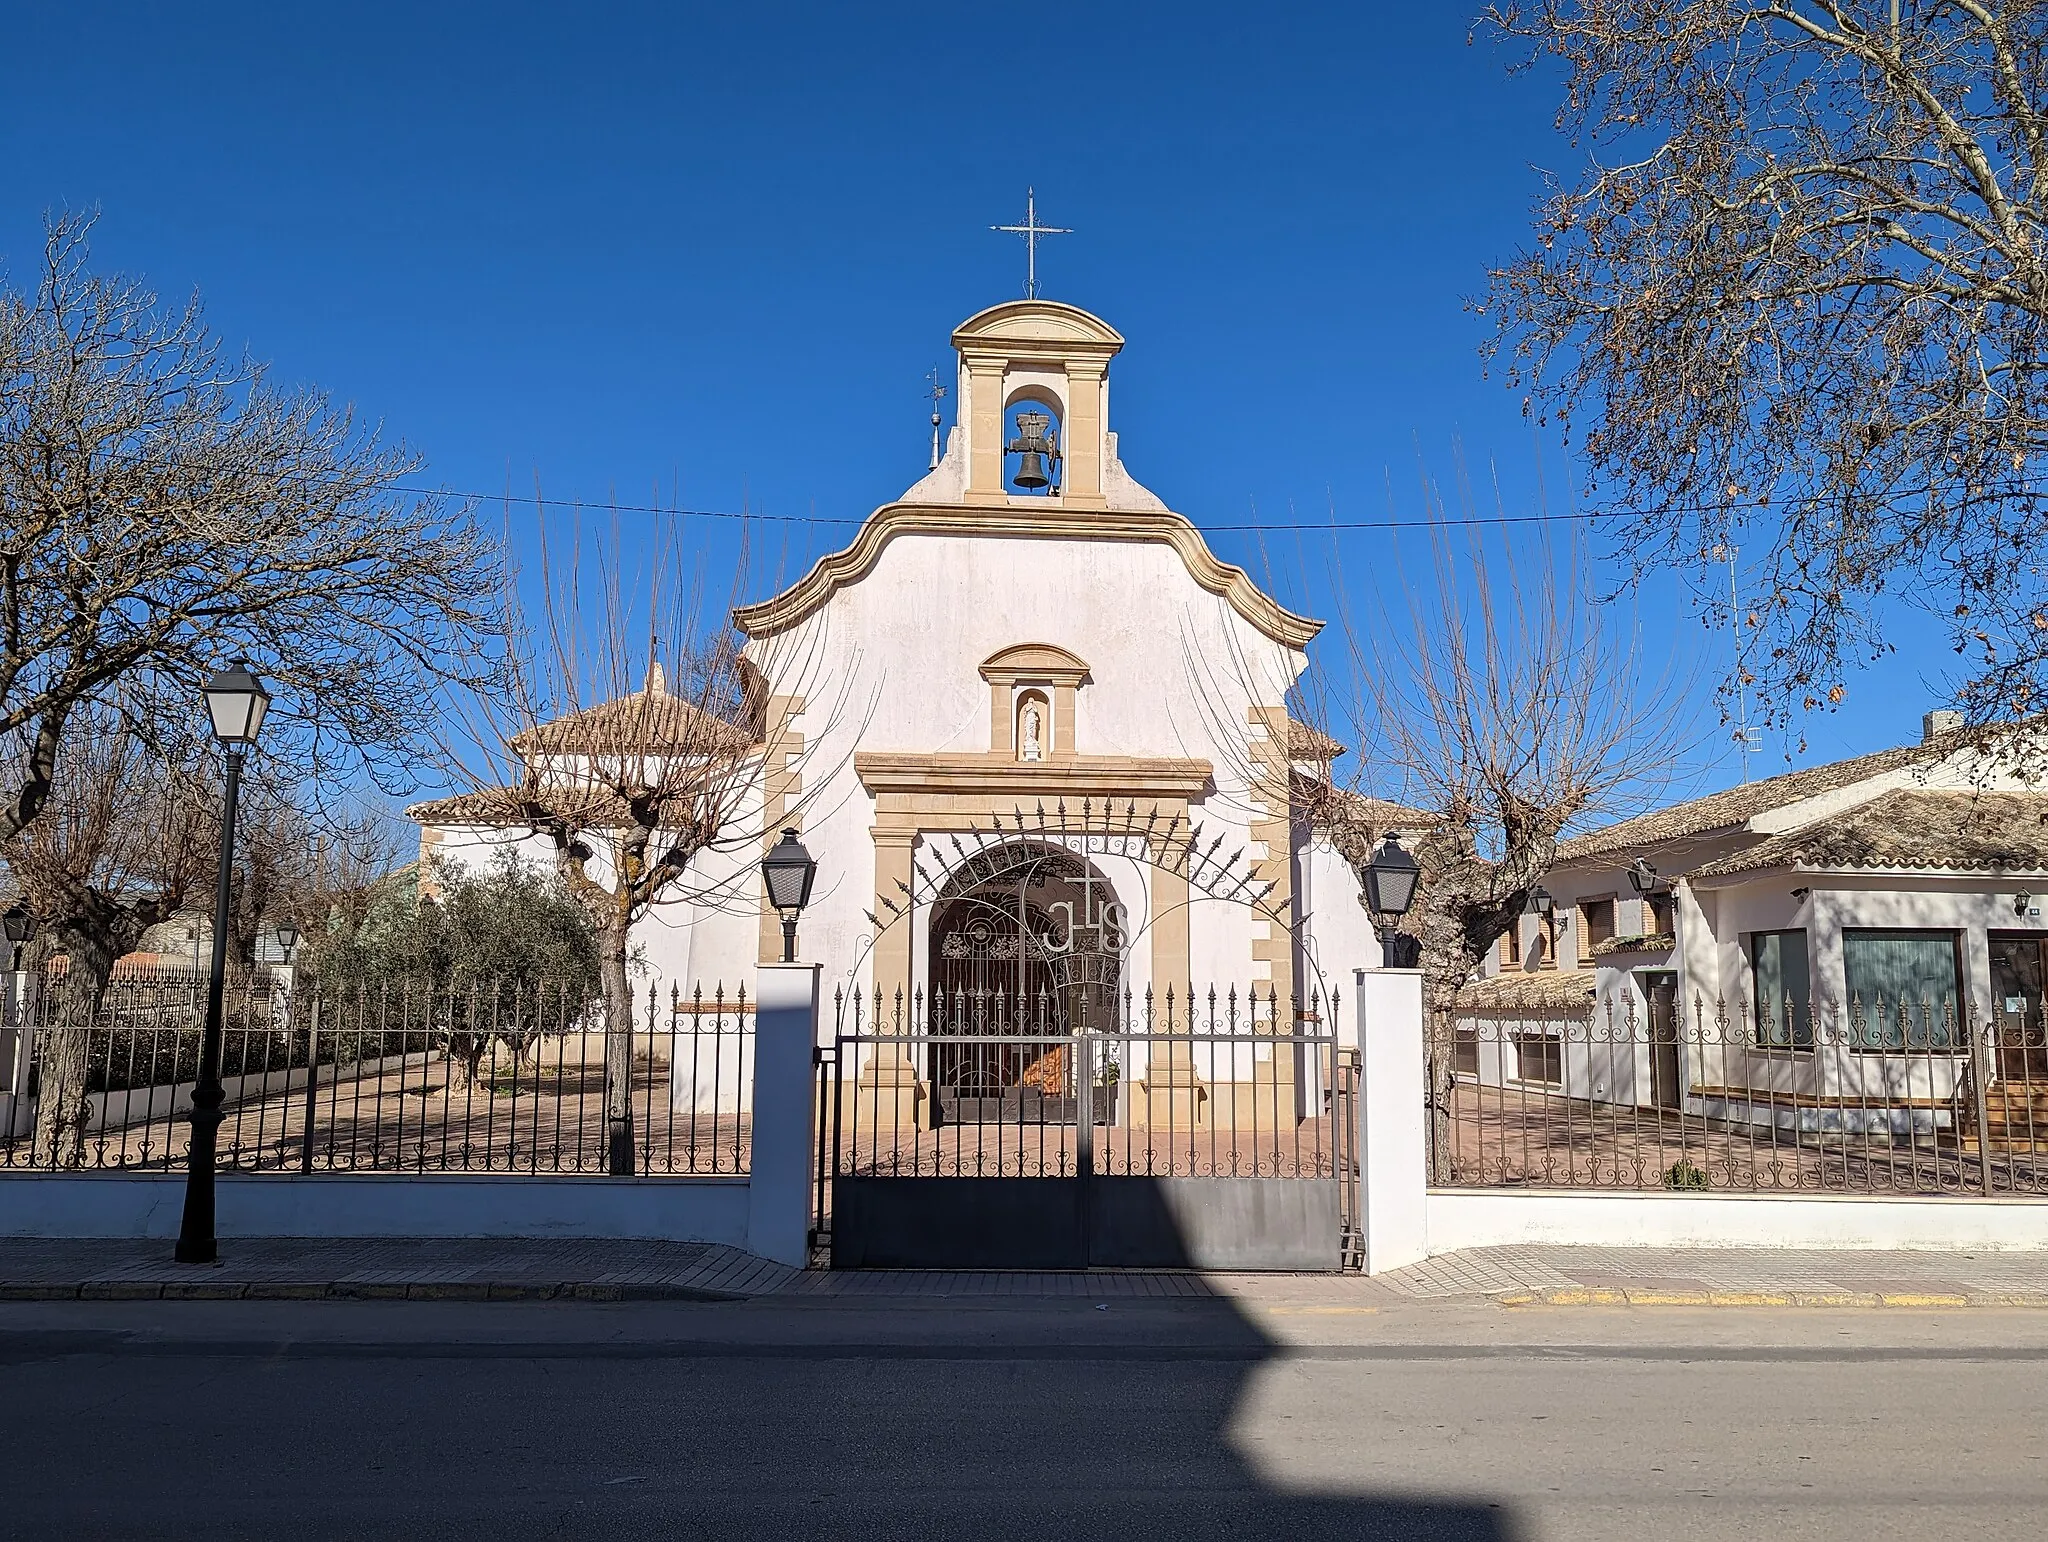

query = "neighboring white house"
[[1458, 713, 2048, 1143], [407, 296, 1389, 1107]]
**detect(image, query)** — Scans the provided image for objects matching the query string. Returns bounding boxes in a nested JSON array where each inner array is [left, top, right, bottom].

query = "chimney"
[[1923, 708, 1963, 742]]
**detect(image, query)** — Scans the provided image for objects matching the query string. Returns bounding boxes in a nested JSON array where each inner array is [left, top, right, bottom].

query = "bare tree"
[[1315, 506, 1682, 1179], [1, 705, 375, 1163], [1480, 2, 2048, 734], [0, 209, 504, 846], [1, 710, 216, 1162], [431, 511, 839, 1174], [299, 809, 413, 937]]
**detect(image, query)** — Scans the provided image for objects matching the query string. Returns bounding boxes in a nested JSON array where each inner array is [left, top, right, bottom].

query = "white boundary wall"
[[1426, 1190, 2048, 1254], [1352, 967, 2048, 1269], [0, 965, 821, 1260], [0, 1173, 752, 1244]]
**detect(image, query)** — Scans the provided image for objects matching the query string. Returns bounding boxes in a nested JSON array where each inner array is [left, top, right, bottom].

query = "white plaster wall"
[[0, 1173, 752, 1244], [738, 529, 1306, 1010], [1297, 840, 1374, 1032], [1428, 1189, 2048, 1254]]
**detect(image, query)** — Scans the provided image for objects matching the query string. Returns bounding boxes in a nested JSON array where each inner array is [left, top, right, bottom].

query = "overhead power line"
[[381, 482, 1808, 534]]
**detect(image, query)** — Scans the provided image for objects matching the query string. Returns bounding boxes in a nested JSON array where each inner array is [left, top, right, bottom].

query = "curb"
[[1495, 1286, 2048, 1309], [0, 1280, 749, 1304]]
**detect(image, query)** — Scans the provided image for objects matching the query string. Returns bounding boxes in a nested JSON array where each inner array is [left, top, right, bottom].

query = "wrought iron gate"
[[813, 985, 1357, 1270]]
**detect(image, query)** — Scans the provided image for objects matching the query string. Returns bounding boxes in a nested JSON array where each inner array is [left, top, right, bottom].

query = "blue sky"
[[3, 2, 1941, 801]]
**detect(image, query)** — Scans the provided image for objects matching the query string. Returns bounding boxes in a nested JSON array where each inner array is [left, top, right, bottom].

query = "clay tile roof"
[[1690, 788, 2048, 878], [1558, 735, 1959, 861], [1287, 721, 1348, 762], [1456, 968, 1598, 1014], [403, 788, 537, 825], [511, 680, 757, 758], [1292, 774, 1435, 836], [404, 781, 715, 830]]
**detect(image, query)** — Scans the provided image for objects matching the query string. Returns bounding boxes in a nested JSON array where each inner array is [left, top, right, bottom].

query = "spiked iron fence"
[[824, 983, 1353, 1182], [0, 967, 753, 1175], [1435, 993, 2046, 1197]]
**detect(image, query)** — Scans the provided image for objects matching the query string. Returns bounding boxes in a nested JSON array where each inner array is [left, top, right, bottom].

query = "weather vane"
[[991, 188, 1071, 300], [925, 365, 947, 472]]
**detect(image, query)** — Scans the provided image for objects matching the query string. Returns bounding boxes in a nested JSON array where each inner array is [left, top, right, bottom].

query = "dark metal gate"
[[813, 986, 1357, 1270]]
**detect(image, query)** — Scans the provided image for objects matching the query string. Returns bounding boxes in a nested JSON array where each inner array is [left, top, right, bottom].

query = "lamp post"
[[761, 828, 817, 964], [2, 902, 34, 972], [274, 921, 299, 961], [2, 905, 35, 1042], [1358, 833, 1422, 968], [175, 661, 270, 1266], [1626, 858, 1659, 897]]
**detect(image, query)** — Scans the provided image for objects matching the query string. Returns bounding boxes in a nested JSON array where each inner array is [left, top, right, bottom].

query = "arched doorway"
[[926, 842, 1123, 1122]]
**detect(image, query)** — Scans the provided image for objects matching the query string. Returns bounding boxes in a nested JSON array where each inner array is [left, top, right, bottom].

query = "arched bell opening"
[[1002, 389, 1064, 495], [926, 840, 1125, 1124]]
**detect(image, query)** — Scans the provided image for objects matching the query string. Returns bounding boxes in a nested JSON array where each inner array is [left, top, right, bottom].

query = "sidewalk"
[[3, 1237, 2048, 1306]]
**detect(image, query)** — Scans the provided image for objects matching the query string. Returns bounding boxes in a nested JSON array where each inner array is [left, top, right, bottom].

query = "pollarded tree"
[[1481, 2, 2048, 735], [429, 512, 843, 1174], [1315, 510, 1683, 1180]]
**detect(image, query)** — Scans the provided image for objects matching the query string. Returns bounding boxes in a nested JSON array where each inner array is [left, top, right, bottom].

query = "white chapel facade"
[[413, 297, 1377, 1033]]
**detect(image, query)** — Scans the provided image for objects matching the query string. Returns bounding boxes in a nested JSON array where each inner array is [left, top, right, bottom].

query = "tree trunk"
[[1422, 986, 1460, 1188], [30, 930, 116, 1169], [1411, 878, 1497, 1190], [599, 926, 635, 1176]]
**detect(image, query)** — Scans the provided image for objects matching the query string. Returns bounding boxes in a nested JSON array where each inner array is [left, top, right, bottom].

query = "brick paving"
[[1446, 1082, 2047, 1196], [1371, 1243, 2048, 1304], [0, 1237, 791, 1301], [2, 1236, 2046, 1305]]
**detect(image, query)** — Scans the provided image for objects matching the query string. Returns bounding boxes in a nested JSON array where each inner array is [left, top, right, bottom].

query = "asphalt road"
[[1, 1296, 2043, 1541]]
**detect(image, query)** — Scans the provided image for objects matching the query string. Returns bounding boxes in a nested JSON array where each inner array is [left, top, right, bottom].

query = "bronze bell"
[[1007, 410, 1060, 492]]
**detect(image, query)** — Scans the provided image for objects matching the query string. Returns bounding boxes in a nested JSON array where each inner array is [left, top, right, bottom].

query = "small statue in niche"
[[1020, 701, 1044, 761]]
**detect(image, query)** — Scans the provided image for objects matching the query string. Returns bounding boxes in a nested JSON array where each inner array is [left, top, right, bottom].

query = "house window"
[[1750, 930, 1812, 1049], [1453, 1028, 1480, 1078], [1534, 912, 1560, 971], [1511, 1030, 1563, 1085], [1578, 897, 1616, 960], [1645, 891, 1675, 937], [1500, 922, 1522, 968], [1843, 929, 1965, 1051]]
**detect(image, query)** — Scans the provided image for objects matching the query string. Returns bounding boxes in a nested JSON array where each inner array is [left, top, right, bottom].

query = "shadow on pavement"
[[0, 1287, 1521, 1541]]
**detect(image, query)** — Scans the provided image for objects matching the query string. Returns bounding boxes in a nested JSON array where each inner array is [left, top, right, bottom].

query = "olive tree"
[[309, 851, 603, 1086]]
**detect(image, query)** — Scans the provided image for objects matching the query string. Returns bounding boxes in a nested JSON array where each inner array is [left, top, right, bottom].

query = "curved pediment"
[[979, 643, 1091, 685], [952, 300, 1125, 355], [730, 502, 1324, 649]]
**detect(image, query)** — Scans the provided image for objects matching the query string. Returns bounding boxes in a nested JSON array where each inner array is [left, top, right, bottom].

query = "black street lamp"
[[176, 661, 270, 1266], [2, 902, 34, 972], [1626, 858, 1660, 897], [762, 828, 817, 964], [274, 921, 299, 961], [761, 831, 815, 962], [1526, 885, 1554, 917], [1358, 833, 1422, 968]]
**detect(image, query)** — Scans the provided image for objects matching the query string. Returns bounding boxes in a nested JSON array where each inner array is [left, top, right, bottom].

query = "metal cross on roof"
[[990, 188, 1072, 300]]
